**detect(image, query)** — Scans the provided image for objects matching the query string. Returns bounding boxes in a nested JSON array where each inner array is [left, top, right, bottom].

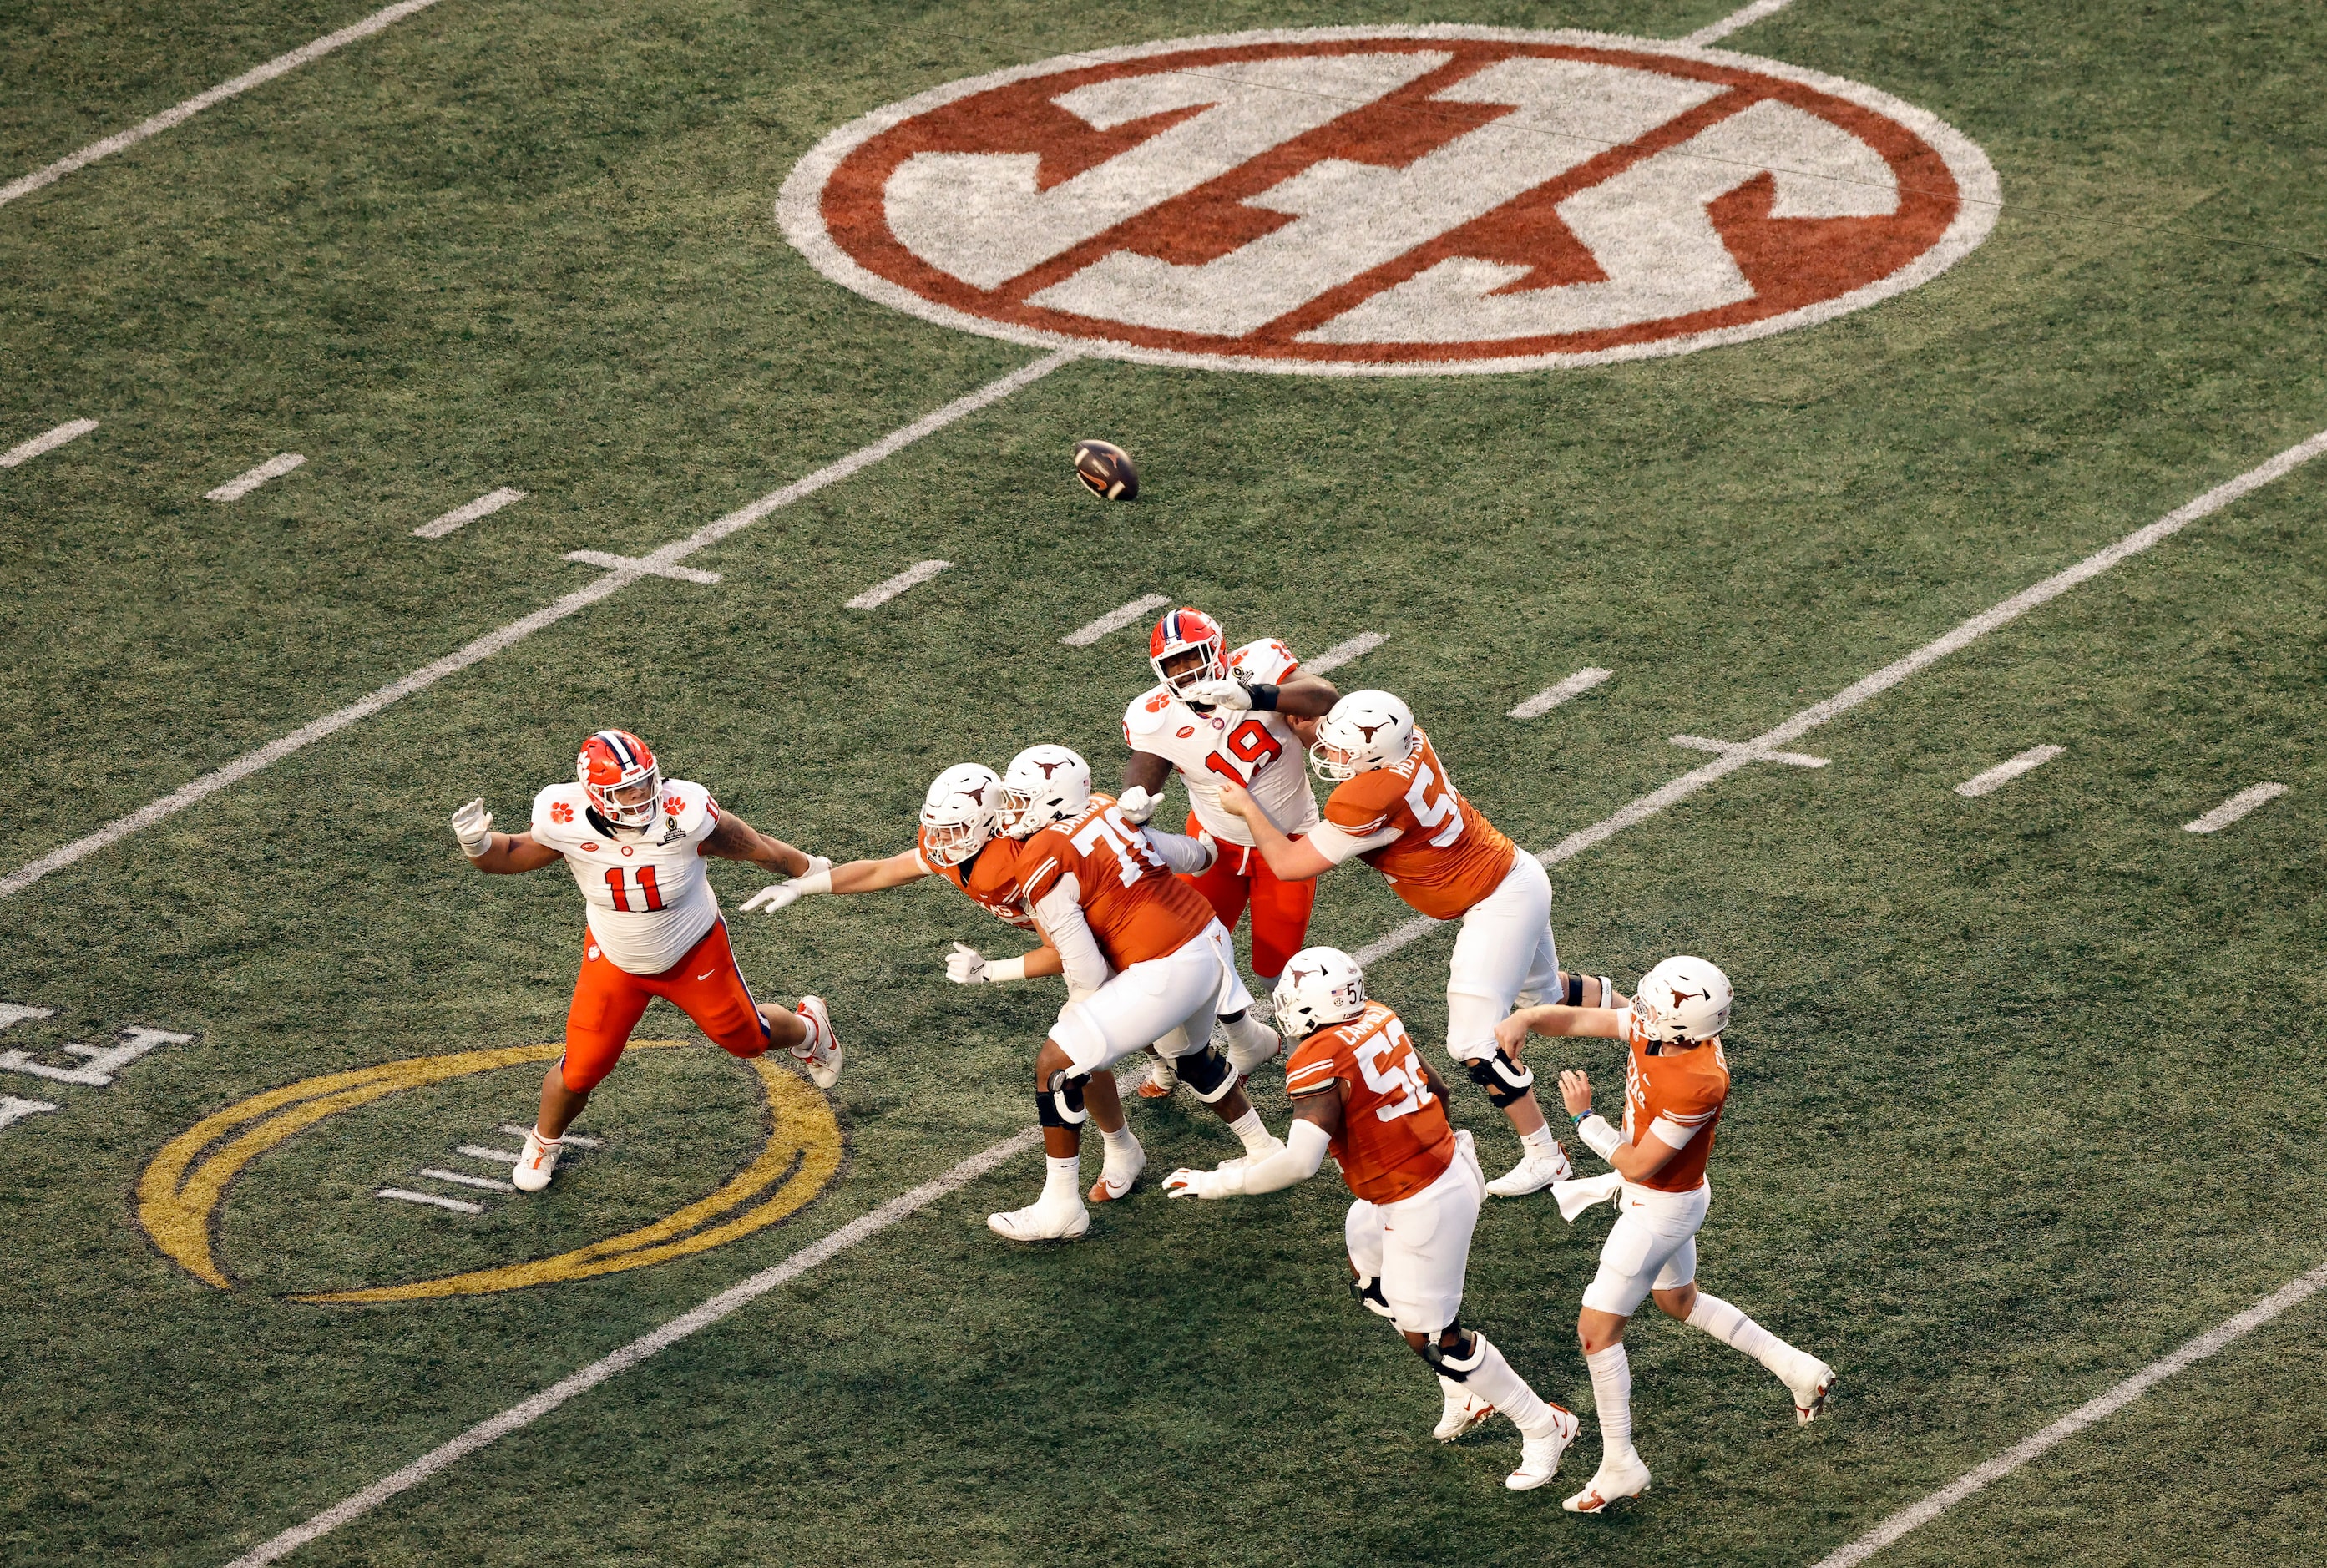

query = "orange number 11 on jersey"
[[604, 866, 665, 913]]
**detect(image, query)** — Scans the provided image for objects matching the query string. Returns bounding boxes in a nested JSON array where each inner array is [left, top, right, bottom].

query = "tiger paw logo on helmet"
[[779, 26, 1997, 375]]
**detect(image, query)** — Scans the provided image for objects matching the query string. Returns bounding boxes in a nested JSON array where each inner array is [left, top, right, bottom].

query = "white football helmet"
[[1631, 957, 1733, 1043], [1001, 745, 1092, 838], [1272, 946, 1368, 1041], [1309, 690, 1416, 782], [919, 763, 1005, 867]]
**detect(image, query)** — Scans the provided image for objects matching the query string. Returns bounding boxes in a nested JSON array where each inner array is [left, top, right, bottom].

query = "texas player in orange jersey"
[[987, 744, 1290, 1242], [1216, 689, 1616, 1201], [1496, 957, 1835, 1515], [1162, 947, 1581, 1491], [449, 729, 840, 1193]]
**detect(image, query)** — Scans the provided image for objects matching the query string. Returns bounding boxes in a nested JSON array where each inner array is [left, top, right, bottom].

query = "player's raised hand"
[[1179, 676, 1252, 712], [741, 882, 803, 913], [1115, 783, 1158, 825], [945, 942, 989, 984], [451, 798, 494, 859], [1559, 1068, 1595, 1118]]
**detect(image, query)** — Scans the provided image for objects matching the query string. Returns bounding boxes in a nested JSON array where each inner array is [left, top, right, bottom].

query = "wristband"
[[1576, 1113, 1621, 1161], [789, 869, 833, 898], [1570, 1108, 1591, 1125], [1246, 682, 1280, 711], [985, 955, 1028, 984]]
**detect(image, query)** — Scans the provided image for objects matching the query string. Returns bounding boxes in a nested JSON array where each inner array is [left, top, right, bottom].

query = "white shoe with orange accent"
[[791, 995, 842, 1089], [1090, 1132, 1146, 1203], [1505, 1404, 1581, 1491], [1791, 1363, 1837, 1424], [1434, 1387, 1495, 1441], [1136, 1050, 1179, 1099], [987, 1197, 1090, 1242], [1485, 1144, 1573, 1197], [1562, 1449, 1652, 1513], [511, 1128, 560, 1192]]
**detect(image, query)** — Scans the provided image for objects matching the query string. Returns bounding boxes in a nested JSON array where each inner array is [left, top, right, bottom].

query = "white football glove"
[[1164, 1163, 1247, 1200], [1115, 783, 1159, 825], [1193, 827, 1220, 874], [741, 859, 831, 915], [946, 942, 989, 984], [451, 798, 494, 858], [1177, 676, 1252, 712]]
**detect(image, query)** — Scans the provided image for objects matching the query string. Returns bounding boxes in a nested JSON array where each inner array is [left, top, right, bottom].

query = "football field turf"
[[3, 1, 2324, 1564]]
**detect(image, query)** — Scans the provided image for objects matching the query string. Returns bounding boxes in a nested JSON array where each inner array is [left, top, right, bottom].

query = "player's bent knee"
[[1173, 1044, 1237, 1103], [1035, 1067, 1087, 1128], [1420, 1328, 1484, 1381], [1464, 1047, 1535, 1108]]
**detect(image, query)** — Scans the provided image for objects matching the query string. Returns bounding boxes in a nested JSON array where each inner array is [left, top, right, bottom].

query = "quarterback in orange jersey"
[[1216, 690, 1617, 1200], [1162, 948, 1581, 1491], [1496, 957, 1835, 1515], [988, 744, 1291, 1242], [450, 730, 841, 1192]]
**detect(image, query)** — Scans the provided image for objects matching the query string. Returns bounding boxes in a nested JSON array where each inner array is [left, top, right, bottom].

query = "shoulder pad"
[[1123, 685, 1179, 736], [531, 782, 585, 840], [655, 781, 720, 839], [1228, 638, 1299, 685]]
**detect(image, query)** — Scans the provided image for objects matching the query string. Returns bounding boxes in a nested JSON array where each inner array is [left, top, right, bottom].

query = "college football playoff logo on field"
[[778, 27, 2000, 375]]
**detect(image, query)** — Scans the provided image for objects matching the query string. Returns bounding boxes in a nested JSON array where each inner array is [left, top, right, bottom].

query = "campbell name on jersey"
[[1122, 638, 1319, 847], [531, 780, 722, 977]]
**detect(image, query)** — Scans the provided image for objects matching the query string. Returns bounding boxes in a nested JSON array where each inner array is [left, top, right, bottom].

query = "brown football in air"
[[1073, 438, 1139, 501]]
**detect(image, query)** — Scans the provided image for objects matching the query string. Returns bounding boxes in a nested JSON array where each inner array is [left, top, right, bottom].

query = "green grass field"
[[3, 2, 2324, 1564]]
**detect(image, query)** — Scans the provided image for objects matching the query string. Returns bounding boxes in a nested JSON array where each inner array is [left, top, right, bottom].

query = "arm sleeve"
[[1308, 818, 1402, 865], [1140, 827, 1212, 874], [1235, 1117, 1331, 1195], [1033, 877, 1109, 997], [1646, 1115, 1702, 1151]]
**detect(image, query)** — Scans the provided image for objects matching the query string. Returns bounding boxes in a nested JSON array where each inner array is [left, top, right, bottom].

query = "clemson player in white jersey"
[[1163, 948, 1580, 1491], [449, 730, 840, 1191], [1496, 957, 1835, 1514], [1215, 690, 1616, 1199], [989, 745, 1289, 1242]]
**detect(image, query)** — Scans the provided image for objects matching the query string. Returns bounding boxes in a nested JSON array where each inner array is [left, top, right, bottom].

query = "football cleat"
[[1136, 1050, 1180, 1099], [988, 1197, 1091, 1242], [1089, 1132, 1146, 1203], [791, 996, 842, 1089], [1434, 1387, 1496, 1442], [1562, 1451, 1652, 1514], [1506, 1405, 1582, 1491], [511, 1128, 560, 1193], [1485, 1145, 1574, 1198], [1792, 1364, 1837, 1425], [577, 729, 660, 827], [1073, 438, 1139, 501]]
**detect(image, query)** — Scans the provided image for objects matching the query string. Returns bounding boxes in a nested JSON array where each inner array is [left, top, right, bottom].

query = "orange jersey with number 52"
[[1015, 797, 1215, 969], [1321, 728, 1517, 921], [1284, 1001, 1457, 1204]]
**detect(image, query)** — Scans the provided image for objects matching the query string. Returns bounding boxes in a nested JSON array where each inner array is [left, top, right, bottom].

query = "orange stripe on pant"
[[1177, 812, 1318, 981], [562, 918, 766, 1091]]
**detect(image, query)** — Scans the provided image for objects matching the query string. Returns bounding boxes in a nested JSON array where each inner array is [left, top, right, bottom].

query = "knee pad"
[[1564, 973, 1614, 1007], [1349, 1274, 1395, 1320], [1172, 1044, 1237, 1104], [1035, 1069, 1087, 1129], [1419, 1327, 1483, 1381], [1464, 1047, 1535, 1108]]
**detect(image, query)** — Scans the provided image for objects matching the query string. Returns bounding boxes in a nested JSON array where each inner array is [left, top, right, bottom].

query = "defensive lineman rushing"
[[1498, 958, 1835, 1513], [1164, 948, 1580, 1490], [450, 730, 841, 1191], [1217, 690, 1614, 1197]]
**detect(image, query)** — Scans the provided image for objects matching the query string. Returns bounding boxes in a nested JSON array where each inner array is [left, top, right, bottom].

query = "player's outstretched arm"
[[1558, 1068, 1682, 1184], [1495, 1004, 1628, 1055], [741, 848, 921, 913], [945, 934, 1065, 984], [1273, 674, 1340, 718], [451, 800, 561, 873], [703, 811, 819, 877], [1215, 778, 1335, 883], [1166, 1080, 1338, 1199]]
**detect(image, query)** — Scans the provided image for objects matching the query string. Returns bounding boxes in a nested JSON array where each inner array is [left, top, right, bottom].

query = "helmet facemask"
[[1148, 609, 1227, 699]]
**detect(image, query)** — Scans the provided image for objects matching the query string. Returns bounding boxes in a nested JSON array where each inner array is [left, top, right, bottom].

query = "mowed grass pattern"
[[1, 2, 2324, 1565]]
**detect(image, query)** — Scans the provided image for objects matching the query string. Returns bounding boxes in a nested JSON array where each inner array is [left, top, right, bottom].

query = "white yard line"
[[847, 559, 954, 609], [228, 1128, 1042, 1568], [1510, 667, 1612, 719], [1810, 1258, 2327, 1568], [0, 351, 1078, 903], [2182, 781, 2288, 834], [453, 1144, 521, 1165], [1955, 745, 2063, 797], [0, 418, 99, 467], [413, 487, 525, 539], [1303, 630, 1387, 675], [375, 1188, 481, 1215], [1063, 594, 1171, 647], [205, 453, 305, 501], [1682, 0, 1803, 47], [0, 0, 446, 210], [417, 1167, 512, 1192]]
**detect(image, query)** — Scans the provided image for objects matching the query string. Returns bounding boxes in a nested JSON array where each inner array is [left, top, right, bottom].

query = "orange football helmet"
[[1149, 607, 1227, 697], [578, 729, 661, 827]]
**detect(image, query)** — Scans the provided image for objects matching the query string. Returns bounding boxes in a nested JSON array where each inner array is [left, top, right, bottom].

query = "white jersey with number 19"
[[1122, 637, 1319, 847], [530, 779, 721, 977]]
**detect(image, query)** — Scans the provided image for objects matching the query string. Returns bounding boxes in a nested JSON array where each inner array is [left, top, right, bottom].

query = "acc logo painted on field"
[[779, 26, 1999, 375], [138, 1042, 842, 1303]]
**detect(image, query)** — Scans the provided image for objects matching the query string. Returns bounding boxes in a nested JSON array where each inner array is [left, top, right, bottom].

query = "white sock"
[[1041, 1153, 1080, 1206], [530, 1126, 561, 1146], [1438, 1373, 1470, 1404], [1585, 1343, 1635, 1462], [1520, 1123, 1561, 1159], [1453, 1333, 1562, 1440], [1226, 1107, 1277, 1157], [1687, 1292, 1819, 1387], [1100, 1124, 1139, 1158], [1226, 1011, 1277, 1055]]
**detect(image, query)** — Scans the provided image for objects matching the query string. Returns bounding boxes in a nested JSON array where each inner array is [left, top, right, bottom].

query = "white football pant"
[[1444, 852, 1560, 1064], [1053, 920, 1252, 1076], [1343, 1131, 1485, 1336], [1581, 1181, 1710, 1318]]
